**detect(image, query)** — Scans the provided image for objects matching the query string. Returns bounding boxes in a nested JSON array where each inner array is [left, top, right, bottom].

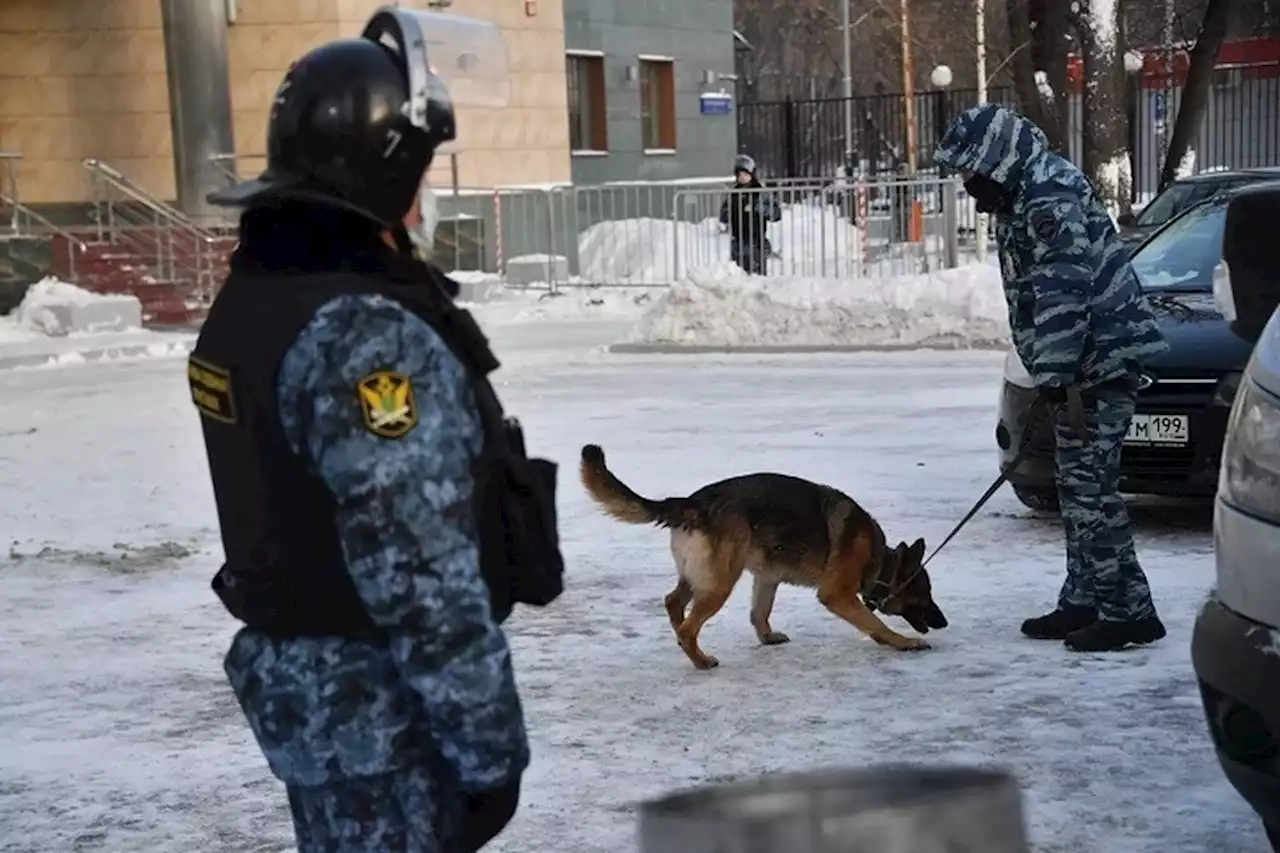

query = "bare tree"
[[1070, 0, 1131, 209], [1158, 0, 1236, 189], [1005, 0, 1070, 151]]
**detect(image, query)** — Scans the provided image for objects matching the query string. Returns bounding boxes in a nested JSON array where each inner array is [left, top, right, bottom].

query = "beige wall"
[[231, 0, 572, 190], [0, 0, 173, 204], [0, 0, 570, 206]]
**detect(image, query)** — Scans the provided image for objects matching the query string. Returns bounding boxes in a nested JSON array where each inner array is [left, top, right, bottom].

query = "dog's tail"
[[580, 444, 697, 528]]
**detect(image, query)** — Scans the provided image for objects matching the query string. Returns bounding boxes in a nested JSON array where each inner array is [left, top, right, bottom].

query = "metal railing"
[[1, 151, 22, 235], [1, 189, 88, 280], [83, 158, 222, 301], [429, 175, 974, 288], [190, 155, 978, 289]]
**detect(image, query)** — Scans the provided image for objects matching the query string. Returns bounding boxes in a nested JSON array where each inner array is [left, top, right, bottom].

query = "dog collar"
[[863, 575, 894, 612]]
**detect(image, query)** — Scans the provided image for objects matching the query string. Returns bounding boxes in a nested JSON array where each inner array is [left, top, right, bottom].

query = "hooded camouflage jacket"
[[934, 104, 1169, 389]]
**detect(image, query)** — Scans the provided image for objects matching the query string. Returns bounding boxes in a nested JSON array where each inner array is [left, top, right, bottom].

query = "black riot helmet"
[[209, 7, 509, 228]]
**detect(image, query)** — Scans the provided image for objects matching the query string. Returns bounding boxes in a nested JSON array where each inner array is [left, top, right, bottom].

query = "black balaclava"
[[963, 173, 1006, 214]]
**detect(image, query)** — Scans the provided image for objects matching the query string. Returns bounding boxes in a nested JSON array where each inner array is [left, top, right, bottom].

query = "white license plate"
[[1125, 413, 1190, 446]]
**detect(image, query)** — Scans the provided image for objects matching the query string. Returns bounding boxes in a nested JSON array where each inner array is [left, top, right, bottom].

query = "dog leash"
[[869, 395, 1054, 610], [926, 389, 1054, 563], [921, 394, 1052, 568]]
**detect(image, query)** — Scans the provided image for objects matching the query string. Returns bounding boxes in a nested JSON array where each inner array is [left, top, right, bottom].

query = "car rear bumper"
[[1192, 597, 1280, 828], [995, 380, 1227, 497]]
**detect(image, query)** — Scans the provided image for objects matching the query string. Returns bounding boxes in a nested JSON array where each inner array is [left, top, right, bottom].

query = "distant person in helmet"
[[186, 9, 563, 851], [719, 154, 781, 275]]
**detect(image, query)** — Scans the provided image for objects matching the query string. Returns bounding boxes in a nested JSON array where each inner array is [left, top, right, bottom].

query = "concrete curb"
[[0, 338, 195, 371]]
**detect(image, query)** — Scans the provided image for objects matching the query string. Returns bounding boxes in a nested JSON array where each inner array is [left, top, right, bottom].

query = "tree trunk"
[[1159, 0, 1235, 190], [1006, 0, 1049, 123], [1072, 0, 1130, 213], [1035, 0, 1072, 154]]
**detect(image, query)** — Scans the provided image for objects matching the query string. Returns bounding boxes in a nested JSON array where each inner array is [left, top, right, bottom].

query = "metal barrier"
[[188, 156, 978, 288], [83, 158, 222, 302], [439, 176, 971, 288]]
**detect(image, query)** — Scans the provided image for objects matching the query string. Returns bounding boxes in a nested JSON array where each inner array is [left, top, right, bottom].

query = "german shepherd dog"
[[580, 445, 948, 670]]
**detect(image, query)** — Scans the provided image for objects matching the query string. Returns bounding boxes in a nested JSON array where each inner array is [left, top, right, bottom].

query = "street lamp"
[[930, 64, 953, 89], [1123, 49, 1145, 208]]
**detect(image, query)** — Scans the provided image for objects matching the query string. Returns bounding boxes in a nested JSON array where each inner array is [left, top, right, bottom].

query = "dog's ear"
[[907, 538, 926, 564]]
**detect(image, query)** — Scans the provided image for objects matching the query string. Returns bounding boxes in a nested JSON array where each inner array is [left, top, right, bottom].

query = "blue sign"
[[700, 93, 732, 116]]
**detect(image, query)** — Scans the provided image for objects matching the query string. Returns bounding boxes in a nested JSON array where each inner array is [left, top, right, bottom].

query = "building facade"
[[561, 0, 738, 184], [0, 0, 574, 219]]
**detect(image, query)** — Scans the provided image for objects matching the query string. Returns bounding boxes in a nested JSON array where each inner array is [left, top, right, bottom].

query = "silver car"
[[1191, 181, 1280, 849]]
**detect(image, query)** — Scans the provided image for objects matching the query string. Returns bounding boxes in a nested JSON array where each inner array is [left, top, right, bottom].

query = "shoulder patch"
[[357, 370, 419, 439], [1030, 207, 1061, 243], [188, 356, 238, 424]]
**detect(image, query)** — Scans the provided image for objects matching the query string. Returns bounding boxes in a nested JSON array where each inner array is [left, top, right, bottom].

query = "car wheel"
[[1012, 485, 1059, 513]]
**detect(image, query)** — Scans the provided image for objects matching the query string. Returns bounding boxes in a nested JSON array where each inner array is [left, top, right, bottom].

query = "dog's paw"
[[693, 654, 720, 670], [760, 631, 791, 646], [898, 637, 931, 651]]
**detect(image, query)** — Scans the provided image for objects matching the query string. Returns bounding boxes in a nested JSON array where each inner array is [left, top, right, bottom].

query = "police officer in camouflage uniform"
[[934, 104, 1169, 652], [185, 8, 563, 850]]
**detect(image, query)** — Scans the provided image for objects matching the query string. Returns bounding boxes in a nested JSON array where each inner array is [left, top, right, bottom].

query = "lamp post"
[[1123, 49, 1145, 208], [841, 0, 854, 177], [974, 0, 988, 262]]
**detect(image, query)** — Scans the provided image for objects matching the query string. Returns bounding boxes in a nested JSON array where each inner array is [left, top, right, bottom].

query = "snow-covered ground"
[[0, 298, 1262, 852]]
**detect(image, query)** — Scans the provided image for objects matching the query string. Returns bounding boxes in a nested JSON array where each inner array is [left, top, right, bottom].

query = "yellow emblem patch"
[[357, 370, 419, 438], [188, 356, 238, 424]]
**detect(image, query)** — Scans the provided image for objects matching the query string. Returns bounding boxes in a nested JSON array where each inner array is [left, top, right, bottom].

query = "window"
[[1130, 199, 1228, 292], [639, 57, 676, 151], [566, 53, 607, 152], [1136, 176, 1253, 227]]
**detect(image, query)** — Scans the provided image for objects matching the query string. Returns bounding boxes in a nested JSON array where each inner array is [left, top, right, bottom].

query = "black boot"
[[1021, 606, 1097, 640], [1064, 616, 1166, 652]]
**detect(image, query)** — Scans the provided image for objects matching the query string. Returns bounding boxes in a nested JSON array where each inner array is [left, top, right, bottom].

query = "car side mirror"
[[1221, 183, 1280, 344], [1116, 211, 1135, 227]]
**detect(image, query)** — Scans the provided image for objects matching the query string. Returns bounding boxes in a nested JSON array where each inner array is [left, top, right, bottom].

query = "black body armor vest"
[[188, 251, 563, 637]]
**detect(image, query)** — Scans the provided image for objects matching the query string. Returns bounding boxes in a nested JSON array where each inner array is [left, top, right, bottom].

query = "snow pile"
[[624, 261, 1009, 350], [1096, 153, 1134, 220], [466, 285, 665, 326], [576, 201, 863, 284], [1033, 71, 1054, 103], [1, 277, 141, 339], [1176, 147, 1198, 179]]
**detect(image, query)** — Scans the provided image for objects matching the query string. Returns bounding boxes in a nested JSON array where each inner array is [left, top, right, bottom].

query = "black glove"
[[457, 777, 521, 853], [1037, 384, 1089, 441], [1036, 385, 1067, 405]]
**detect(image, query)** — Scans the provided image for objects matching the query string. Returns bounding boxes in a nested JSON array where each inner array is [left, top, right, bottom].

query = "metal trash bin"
[[637, 765, 1030, 853]]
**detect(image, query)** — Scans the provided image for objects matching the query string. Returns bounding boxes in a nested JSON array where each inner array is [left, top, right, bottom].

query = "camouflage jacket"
[[223, 293, 530, 796], [934, 104, 1169, 388]]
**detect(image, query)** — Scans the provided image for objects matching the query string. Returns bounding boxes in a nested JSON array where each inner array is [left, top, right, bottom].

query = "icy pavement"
[[0, 316, 1263, 853]]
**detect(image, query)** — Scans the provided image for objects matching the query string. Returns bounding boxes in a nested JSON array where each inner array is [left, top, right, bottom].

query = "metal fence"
[[1129, 72, 1280, 198], [737, 87, 1018, 180], [740, 75, 1280, 197], [427, 175, 981, 289]]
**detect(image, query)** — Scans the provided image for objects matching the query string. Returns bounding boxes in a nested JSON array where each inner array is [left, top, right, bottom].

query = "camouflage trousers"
[[1051, 384, 1158, 622], [286, 765, 462, 853]]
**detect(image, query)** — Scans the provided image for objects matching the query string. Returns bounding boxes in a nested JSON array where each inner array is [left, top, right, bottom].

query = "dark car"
[[1117, 166, 1280, 247], [994, 184, 1269, 512]]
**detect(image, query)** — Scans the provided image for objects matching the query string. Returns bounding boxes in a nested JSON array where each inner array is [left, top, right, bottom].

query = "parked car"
[[1117, 166, 1280, 247], [994, 183, 1274, 512], [1191, 181, 1280, 850]]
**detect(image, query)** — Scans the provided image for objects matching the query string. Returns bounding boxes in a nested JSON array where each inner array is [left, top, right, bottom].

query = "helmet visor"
[[361, 7, 511, 132]]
